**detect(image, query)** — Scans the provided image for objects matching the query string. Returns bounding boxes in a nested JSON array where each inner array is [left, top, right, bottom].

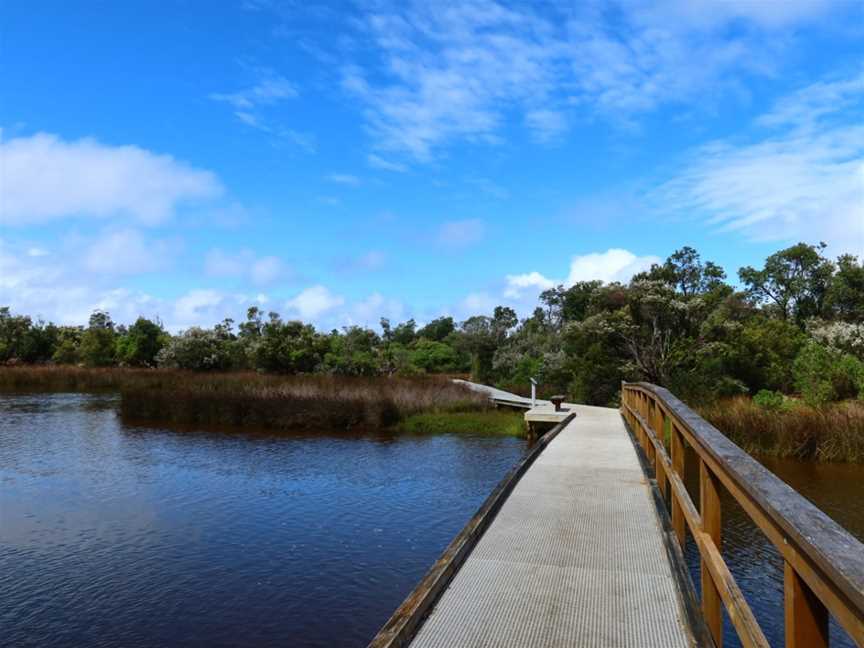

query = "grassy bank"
[[0, 366, 490, 432], [398, 410, 525, 437], [698, 397, 864, 462]]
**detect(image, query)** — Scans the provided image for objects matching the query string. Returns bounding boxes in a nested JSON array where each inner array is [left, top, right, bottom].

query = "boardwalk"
[[373, 383, 864, 648], [408, 404, 692, 647]]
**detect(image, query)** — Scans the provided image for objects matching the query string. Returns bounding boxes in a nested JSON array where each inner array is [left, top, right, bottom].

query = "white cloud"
[[461, 291, 498, 314], [84, 228, 177, 275], [170, 290, 270, 331], [503, 271, 555, 298], [0, 238, 163, 326], [173, 289, 227, 326], [659, 70, 864, 256], [0, 238, 274, 330], [0, 133, 223, 225], [344, 292, 405, 328], [343, 1, 850, 158], [250, 256, 284, 285], [204, 248, 288, 285], [566, 249, 659, 283], [285, 285, 345, 319], [630, 0, 839, 31], [438, 218, 485, 248], [504, 249, 660, 299]]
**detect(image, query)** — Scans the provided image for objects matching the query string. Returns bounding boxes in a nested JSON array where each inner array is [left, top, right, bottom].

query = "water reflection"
[[0, 392, 527, 647]]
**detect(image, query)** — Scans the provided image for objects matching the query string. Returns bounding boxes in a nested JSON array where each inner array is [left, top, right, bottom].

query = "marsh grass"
[[698, 397, 864, 462], [0, 366, 490, 432], [398, 410, 524, 437]]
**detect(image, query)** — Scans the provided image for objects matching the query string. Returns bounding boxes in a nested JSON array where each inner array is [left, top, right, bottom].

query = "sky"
[[1, 0, 863, 331]]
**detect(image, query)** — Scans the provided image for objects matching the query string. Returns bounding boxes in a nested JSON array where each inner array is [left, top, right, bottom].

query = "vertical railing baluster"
[[655, 404, 667, 499], [700, 459, 723, 647], [670, 423, 686, 547], [784, 562, 828, 648]]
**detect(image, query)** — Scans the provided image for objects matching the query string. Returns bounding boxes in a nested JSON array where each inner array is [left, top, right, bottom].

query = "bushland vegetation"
[[2, 242, 864, 455]]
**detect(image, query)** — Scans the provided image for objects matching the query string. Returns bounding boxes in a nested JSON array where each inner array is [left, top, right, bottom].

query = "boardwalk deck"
[[407, 404, 694, 648]]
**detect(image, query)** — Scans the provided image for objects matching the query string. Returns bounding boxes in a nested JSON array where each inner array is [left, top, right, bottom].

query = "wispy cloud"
[[438, 218, 485, 248], [335, 250, 386, 273], [368, 153, 407, 172], [658, 70, 864, 255], [210, 74, 297, 110], [341, 0, 849, 160], [210, 72, 315, 151], [326, 173, 361, 185], [204, 248, 290, 285]]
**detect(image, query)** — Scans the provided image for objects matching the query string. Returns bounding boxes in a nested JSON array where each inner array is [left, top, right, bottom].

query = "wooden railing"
[[621, 382, 864, 648]]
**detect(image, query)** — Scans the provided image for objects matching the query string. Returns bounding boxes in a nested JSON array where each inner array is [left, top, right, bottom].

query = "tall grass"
[[0, 366, 490, 432], [698, 397, 864, 462]]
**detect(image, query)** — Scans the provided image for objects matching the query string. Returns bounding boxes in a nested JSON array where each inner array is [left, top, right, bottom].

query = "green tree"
[[322, 326, 382, 376], [825, 254, 864, 322], [636, 246, 727, 297], [417, 316, 455, 341], [739, 242, 834, 324], [252, 313, 328, 373], [408, 339, 464, 373], [79, 310, 117, 367], [155, 326, 235, 370], [116, 317, 166, 367]]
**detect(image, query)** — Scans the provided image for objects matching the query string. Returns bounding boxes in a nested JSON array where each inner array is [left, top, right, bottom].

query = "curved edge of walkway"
[[366, 412, 576, 648]]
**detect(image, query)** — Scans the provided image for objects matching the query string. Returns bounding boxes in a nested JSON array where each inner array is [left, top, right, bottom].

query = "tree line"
[[2, 242, 863, 407]]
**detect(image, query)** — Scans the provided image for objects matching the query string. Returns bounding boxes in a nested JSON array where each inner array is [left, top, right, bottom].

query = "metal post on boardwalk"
[[529, 377, 537, 408]]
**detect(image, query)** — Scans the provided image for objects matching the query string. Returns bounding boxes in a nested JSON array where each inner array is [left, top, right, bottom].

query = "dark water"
[[683, 456, 864, 648], [0, 393, 527, 648]]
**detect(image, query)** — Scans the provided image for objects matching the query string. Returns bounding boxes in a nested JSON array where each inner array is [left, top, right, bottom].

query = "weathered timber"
[[622, 382, 864, 647]]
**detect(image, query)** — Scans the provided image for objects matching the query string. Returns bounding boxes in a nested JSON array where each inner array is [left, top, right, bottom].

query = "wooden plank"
[[700, 459, 723, 648], [367, 412, 576, 648], [785, 561, 829, 648]]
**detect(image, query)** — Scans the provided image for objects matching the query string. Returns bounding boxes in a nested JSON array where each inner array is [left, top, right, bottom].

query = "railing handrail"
[[621, 381, 864, 647]]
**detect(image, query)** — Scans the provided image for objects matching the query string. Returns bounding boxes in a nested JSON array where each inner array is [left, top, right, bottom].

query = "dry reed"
[[698, 397, 864, 462], [0, 366, 489, 432]]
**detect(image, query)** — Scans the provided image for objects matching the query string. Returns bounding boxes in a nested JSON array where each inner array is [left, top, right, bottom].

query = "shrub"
[[793, 342, 864, 406], [156, 327, 236, 371], [752, 389, 788, 411]]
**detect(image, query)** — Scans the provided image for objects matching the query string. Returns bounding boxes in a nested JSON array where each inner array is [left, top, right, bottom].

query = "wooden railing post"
[[700, 459, 723, 647], [670, 424, 686, 547], [784, 562, 829, 648]]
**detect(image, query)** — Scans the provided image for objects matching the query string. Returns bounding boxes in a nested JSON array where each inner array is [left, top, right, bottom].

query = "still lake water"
[[2, 392, 862, 647], [0, 392, 526, 647]]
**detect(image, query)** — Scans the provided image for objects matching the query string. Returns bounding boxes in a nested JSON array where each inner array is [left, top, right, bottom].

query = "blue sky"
[[1, 0, 863, 330]]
